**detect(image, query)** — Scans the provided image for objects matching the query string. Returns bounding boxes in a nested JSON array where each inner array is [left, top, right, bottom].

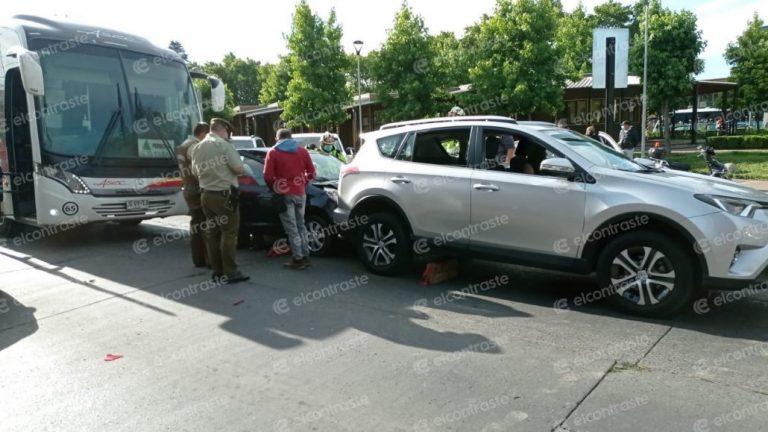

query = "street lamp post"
[[641, 0, 649, 155], [353, 40, 364, 148]]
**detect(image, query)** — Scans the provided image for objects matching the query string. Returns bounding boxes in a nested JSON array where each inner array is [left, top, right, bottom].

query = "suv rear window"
[[376, 133, 406, 159]]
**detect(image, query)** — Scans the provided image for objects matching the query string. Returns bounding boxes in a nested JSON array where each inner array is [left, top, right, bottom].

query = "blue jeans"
[[279, 194, 309, 260]]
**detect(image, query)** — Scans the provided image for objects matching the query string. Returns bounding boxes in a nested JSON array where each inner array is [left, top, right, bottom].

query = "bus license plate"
[[126, 200, 149, 211]]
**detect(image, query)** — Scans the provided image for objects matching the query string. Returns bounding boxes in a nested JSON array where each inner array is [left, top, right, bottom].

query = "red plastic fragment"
[[104, 354, 123, 362]]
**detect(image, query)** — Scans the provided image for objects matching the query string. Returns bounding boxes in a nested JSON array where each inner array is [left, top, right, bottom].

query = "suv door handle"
[[473, 183, 499, 192], [390, 176, 412, 184]]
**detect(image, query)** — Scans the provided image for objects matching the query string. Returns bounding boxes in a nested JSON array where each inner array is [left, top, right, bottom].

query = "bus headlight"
[[40, 165, 91, 195]]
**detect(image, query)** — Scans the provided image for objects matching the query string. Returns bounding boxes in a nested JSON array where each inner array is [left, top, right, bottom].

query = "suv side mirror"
[[539, 157, 575, 177], [209, 76, 225, 112], [7, 47, 45, 96]]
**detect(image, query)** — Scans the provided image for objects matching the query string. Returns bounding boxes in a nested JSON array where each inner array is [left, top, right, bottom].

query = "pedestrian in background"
[[618, 120, 639, 159], [264, 129, 317, 270], [190, 118, 250, 284], [586, 124, 599, 140], [177, 122, 210, 268]]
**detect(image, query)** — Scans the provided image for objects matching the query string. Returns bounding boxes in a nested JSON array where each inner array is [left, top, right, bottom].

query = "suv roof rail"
[[379, 115, 517, 130]]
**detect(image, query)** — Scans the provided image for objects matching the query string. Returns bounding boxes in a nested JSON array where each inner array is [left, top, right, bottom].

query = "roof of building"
[[566, 75, 642, 89]]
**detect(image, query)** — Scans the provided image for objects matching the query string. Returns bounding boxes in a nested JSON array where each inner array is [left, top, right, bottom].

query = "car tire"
[[357, 212, 411, 276], [305, 214, 334, 257], [596, 231, 697, 317]]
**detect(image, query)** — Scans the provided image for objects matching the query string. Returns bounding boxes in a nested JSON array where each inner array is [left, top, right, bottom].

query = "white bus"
[[0, 15, 225, 237]]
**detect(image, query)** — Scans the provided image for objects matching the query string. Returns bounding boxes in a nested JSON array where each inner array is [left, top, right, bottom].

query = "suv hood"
[[593, 167, 768, 203]]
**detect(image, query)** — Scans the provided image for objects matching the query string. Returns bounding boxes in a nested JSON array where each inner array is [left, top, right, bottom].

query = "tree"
[[557, 3, 593, 80], [168, 40, 189, 61], [373, 2, 444, 121], [630, 5, 705, 148], [260, 57, 292, 104], [193, 78, 235, 123], [725, 13, 768, 111], [592, 0, 634, 30], [467, 0, 565, 118], [431, 31, 469, 88], [282, 2, 350, 129], [201, 53, 263, 106]]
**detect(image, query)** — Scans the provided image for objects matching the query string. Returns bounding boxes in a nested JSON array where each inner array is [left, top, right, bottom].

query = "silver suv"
[[334, 118, 768, 317]]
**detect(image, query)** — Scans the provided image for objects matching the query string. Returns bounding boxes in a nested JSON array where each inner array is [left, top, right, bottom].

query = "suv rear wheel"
[[357, 212, 411, 275], [597, 231, 697, 317]]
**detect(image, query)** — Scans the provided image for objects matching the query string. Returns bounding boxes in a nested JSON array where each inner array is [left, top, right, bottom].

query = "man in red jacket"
[[264, 129, 317, 269]]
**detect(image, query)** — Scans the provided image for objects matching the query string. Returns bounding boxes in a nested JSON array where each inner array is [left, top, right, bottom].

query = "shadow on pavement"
[[0, 289, 38, 352], [5, 218, 768, 352], [2, 220, 530, 354]]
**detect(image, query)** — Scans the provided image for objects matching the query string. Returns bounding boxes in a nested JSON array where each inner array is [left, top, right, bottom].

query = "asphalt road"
[[1, 216, 767, 432]]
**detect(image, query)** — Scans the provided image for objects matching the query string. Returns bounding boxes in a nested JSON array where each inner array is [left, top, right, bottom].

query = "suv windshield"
[[543, 129, 647, 172], [30, 39, 199, 164]]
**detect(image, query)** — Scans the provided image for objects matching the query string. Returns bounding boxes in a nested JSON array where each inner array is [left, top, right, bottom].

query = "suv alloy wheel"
[[357, 212, 411, 275], [597, 231, 697, 317]]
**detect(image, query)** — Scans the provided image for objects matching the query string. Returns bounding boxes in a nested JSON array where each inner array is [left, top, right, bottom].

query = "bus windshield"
[[30, 39, 200, 163]]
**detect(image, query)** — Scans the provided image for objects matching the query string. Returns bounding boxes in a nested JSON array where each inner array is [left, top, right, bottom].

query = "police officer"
[[318, 132, 347, 163], [177, 122, 209, 268], [190, 118, 249, 284]]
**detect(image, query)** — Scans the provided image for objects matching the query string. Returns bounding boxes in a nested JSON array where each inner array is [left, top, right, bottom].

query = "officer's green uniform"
[[189, 133, 244, 277], [176, 135, 207, 267]]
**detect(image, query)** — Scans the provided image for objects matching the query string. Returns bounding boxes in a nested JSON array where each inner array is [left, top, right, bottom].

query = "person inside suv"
[[508, 139, 546, 175]]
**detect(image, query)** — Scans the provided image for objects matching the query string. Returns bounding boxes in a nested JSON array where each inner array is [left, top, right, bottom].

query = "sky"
[[6, 0, 768, 79]]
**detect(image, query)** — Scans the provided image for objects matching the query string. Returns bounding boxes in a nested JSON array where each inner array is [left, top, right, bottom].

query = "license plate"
[[126, 200, 149, 211]]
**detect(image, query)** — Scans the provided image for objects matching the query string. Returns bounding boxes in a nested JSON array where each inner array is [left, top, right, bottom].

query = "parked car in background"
[[292, 133, 351, 162], [334, 116, 768, 317], [236, 148, 341, 256], [231, 136, 267, 150]]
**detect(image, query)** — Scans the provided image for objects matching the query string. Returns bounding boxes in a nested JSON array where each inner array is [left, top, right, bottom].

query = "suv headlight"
[[695, 194, 764, 218], [40, 165, 91, 194]]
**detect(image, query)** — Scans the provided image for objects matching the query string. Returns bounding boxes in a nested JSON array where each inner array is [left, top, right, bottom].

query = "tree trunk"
[[662, 99, 672, 153]]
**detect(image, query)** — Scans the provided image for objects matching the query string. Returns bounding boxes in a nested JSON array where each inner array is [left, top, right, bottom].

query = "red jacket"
[[263, 139, 316, 195]]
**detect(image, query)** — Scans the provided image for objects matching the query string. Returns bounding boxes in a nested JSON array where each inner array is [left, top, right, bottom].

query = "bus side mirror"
[[7, 47, 45, 96], [209, 76, 225, 113]]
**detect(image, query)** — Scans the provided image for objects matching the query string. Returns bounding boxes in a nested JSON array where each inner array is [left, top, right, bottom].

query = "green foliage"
[[668, 151, 768, 180], [193, 78, 235, 123], [707, 135, 768, 149], [557, 3, 593, 80], [260, 57, 292, 104], [200, 53, 262, 106], [725, 14, 768, 110], [431, 31, 469, 88], [467, 0, 565, 118], [168, 40, 189, 61], [346, 51, 377, 95], [629, 3, 705, 149], [372, 2, 444, 122], [282, 2, 351, 128]]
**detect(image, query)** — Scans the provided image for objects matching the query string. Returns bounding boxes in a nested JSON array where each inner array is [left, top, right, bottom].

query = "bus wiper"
[[134, 87, 176, 161], [93, 85, 125, 164]]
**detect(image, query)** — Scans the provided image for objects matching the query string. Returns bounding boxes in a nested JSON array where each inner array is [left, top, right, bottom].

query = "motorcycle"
[[645, 145, 691, 172], [697, 145, 734, 179]]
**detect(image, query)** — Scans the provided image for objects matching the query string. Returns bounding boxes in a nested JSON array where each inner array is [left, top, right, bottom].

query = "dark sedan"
[[236, 149, 341, 256]]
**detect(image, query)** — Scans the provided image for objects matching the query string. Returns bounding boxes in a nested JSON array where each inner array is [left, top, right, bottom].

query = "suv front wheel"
[[596, 231, 697, 317], [357, 212, 411, 275]]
